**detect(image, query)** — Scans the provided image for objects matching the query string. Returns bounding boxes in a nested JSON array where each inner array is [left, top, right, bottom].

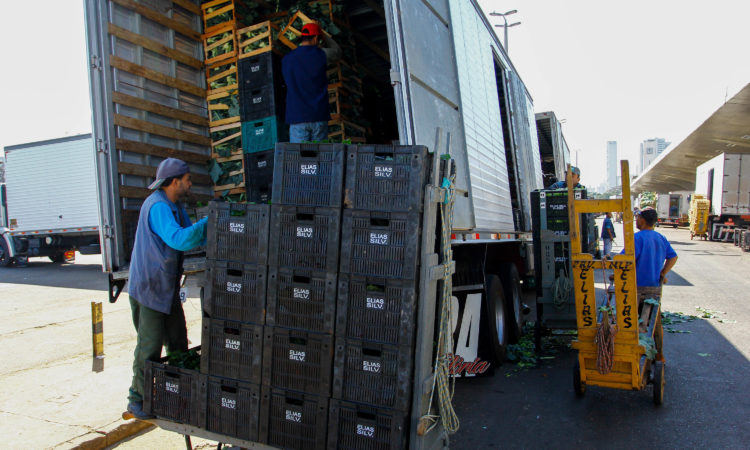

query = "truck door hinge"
[[389, 70, 401, 86], [96, 139, 108, 154], [90, 55, 103, 71], [102, 224, 114, 239]]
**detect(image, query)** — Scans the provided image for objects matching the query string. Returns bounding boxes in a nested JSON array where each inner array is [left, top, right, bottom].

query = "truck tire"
[[484, 274, 508, 365], [49, 252, 65, 263], [0, 239, 13, 268], [499, 263, 523, 344]]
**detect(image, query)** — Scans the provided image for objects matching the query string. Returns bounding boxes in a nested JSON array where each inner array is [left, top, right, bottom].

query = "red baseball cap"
[[301, 23, 322, 37]]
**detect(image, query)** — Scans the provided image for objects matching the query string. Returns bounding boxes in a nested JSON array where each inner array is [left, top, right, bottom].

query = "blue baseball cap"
[[148, 158, 190, 189]]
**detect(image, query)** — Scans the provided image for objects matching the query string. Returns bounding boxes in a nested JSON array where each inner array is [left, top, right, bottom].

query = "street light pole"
[[489, 9, 521, 51]]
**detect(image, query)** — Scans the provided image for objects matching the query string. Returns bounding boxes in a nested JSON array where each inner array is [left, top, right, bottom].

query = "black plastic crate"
[[271, 143, 346, 207], [244, 150, 275, 203], [336, 275, 417, 346], [267, 267, 337, 334], [200, 319, 264, 384], [332, 338, 414, 411], [204, 260, 267, 324], [144, 356, 206, 427], [262, 327, 333, 396], [206, 376, 261, 442], [269, 205, 341, 272], [238, 52, 282, 90], [328, 399, 408, 450], [206, 202, 270, 264], [344, 144, 430, 212], [339, 210, 420, 279], [240, 82, 284, 122], [260, 387, 328, 450]]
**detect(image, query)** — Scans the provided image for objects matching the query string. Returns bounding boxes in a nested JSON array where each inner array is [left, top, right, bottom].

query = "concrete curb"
[[70, 420, 155, 449]]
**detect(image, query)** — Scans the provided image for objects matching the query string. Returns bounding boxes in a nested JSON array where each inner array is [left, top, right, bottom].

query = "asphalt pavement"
[[1, 224, 748, 449]]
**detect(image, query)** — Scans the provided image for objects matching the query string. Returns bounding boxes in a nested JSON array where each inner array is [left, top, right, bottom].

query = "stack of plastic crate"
[[263, 142, 345, 448], [331, 144, 430, 448], [200, 201, 271, 441]]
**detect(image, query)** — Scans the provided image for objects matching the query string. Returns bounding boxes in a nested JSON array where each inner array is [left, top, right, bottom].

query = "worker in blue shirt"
[[549, 166, 583, 189], [126, 158, 207, 419], [601, 211, 616, 258], [281, 22, 341, 143], [622, 207, 678, 308]]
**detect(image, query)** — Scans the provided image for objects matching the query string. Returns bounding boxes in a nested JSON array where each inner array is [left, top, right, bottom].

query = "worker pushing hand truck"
[[567, 161, 672, 405]]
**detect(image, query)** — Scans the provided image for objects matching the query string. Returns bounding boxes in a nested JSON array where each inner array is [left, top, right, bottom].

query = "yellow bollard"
[[91, 301, 104, 372]]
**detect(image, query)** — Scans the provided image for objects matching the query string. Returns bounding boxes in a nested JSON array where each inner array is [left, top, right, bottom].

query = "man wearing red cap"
[[282, 22, 341, 143]]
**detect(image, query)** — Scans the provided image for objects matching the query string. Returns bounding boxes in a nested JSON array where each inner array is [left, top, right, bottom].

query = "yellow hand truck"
[[566, 161, 665, 405]]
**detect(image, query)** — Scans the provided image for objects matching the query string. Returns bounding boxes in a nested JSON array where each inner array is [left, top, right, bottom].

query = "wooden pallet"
[[206, 58, 238, 93], [327, 61, 362, 95], [238, 20, 281, 58], [328, 85, 362, 122], [207, 88, 240, 127], [201, 0, 237, 35], [277, 10, 330, 50], [203, 23, 238, 66], [328, 119, 365, 143]]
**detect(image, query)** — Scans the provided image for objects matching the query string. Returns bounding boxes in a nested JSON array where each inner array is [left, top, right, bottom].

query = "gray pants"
[[128, 296, 187, 403]]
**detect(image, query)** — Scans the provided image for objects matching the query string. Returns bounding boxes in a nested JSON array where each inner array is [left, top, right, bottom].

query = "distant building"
[[640, 138, 670, 173], [607, 141, 617, 189]]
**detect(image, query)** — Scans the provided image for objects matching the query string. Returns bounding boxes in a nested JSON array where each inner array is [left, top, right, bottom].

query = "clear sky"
[[1, 1, 748, 192]]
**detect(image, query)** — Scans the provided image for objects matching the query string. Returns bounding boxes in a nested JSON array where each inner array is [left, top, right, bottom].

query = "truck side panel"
[[85, 0, 209, 272], [4, 135, 99, 233]]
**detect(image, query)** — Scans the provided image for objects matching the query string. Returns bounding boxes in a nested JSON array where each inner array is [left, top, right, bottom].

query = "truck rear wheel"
[[0, 239, 13, 268], [499, 263, 523, 343], [49, 252, 66, 263], [484, 274, 508, 365]]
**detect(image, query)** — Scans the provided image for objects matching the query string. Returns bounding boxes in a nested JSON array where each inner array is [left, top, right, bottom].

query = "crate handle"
[[296, 213, 314, 221], [289, 336, 307, 346], [356, 411, 377, 421], [365, 283, 385, 293], [293, 275, 311, 284], [285, 397, 304, 406], [227, 268, 243, 277], [374, 152, 394, 160], [253, 120, 264, 127], [370, 217, 390, 227], [221, 385, 238, 394], [300, 150, 318, 158], [362, 348, 382, 358], [224, 327, 240, 335], [251, 89, 262, 95]]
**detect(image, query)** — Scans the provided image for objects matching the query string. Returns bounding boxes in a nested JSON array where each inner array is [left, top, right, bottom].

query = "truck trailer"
[[535, 111, 571, 188], [695, 153, 750, 239], [0, 134, 101, 267], [85, 0, 545, 447], [655, 191, 691, 227]]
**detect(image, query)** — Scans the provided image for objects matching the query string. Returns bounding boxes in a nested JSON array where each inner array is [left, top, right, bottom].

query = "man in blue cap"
[[126, 158, 208, 419], [549, 166, 583, 189]]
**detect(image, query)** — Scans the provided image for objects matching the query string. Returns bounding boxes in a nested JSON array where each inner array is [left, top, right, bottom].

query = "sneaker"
[[127, 401, 155, 420]]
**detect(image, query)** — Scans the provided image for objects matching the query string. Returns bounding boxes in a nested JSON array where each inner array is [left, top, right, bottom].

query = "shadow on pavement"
[[0, 260, 107, 291], [451, 316, 750, 449], [664, 270, 693, 287]]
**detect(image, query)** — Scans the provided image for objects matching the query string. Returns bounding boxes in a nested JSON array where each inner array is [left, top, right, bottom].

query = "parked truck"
[[535, 111, 571, 188], [695, 153, 750, 240], [85, 0, 546, 447], [0, 134, 101, 267], [655, 191, 691, 227]]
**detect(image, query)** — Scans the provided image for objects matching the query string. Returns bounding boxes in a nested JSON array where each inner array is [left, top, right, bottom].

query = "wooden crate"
[[238, 20, 281, 59], [202, 0, 237, 35], [210, 122, 242, 159], [213, 153, 246, 194], [206, 58, 238, 93], [327, 61, 362, 95], [208, 88, 240, 127], [328, 119, 365, 143], [203, 24, 238, 66], [278, 10, 328, 50], [328, 86, 362, 122]]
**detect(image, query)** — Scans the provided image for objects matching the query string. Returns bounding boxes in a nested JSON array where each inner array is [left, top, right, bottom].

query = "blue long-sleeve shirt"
[[148, 201, 207, 251]]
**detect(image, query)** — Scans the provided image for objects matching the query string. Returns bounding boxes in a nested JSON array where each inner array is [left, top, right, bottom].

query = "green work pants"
[[128, 296, 188, 403]]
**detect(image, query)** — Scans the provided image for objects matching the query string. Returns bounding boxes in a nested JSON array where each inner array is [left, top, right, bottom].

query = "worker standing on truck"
[[281, 22, 341, 143], [623, 207, 678, 307], [126, 158, 208, 420], [601, 212, 616, 259], [549, 166, 583, 189]]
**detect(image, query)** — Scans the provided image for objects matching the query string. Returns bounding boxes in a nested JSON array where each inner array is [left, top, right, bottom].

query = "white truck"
[[84, 0, 546, 447], [0, 134, 101, 267], [655, 191, 691, 227], [695, 153, 750, 239]]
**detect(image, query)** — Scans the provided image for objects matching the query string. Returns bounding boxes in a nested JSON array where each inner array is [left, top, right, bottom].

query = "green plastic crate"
[[242, 116, 288, 153]]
